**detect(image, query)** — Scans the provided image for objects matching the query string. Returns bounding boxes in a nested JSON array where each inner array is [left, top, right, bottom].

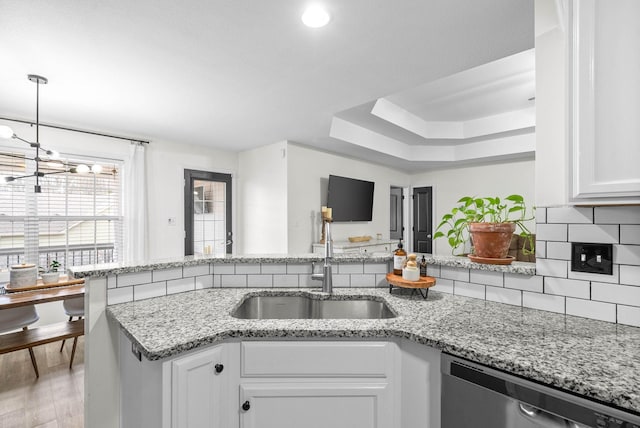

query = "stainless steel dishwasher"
[[441, 353, 640, 427]]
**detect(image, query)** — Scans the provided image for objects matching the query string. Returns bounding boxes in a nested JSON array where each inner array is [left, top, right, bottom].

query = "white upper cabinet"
[[570, 0, 640, 202]]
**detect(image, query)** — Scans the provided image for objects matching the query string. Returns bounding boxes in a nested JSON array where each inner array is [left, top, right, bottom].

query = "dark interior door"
[[184, 169, 232, 256], [390, 187, 403, 240], [413, 186, 433, 253]]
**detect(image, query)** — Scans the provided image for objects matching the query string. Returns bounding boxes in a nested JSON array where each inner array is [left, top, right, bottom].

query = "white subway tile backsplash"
[[220, 275, 248, 288], [617, 305, 640, 327], [566, 298, 616, 323], [195, 274, 214, 289], [332, 274, 351, 288], [523, 292, 565, 314], [134, 282, 167, 300], [337, 263, 364, 274], [536, 259, 568, 278], [426, 264, 441, 278], [486, 286, 521, 306], [595, 206, 640, 224], [299, 274, 316, 288], [214, 264, 235, 275], [504, 273, 543, 292], [536, 207, 547, 224], [569, 266, 619, 284], [434, 278, 454, 294], [287, 263, 312, 274], [117, 271, 152, 287], [547, 207, 593, 224], [261, 263, 287, 274], [546, 242, 571, 260], [183, 264, 210, 278], [614, 245, 640, 265], [440, 266, 470, 282], [107, 275, 117, 289], [351, 274, 376, 288], [544, 277, 590, 299], [108, 286, 133, 305], [592, 282, 640, 305], [236, 263, 261, 274], [454, 281, 485, 299], [536, 224, 568, 241], [375, 274, 388, 288], [213, 275, 221, 287], [470, 270, 503, 287], [535, 241, 547, 258], [247, 274, 272, 287], [621, 225, 640, 245], [272, 274, 298, 288], [568, 224, 619, 244], [620, 265, 640, 286], [364, 263, 389, 274], [167, 277, 195, 294], [152, 267, 182, 282]]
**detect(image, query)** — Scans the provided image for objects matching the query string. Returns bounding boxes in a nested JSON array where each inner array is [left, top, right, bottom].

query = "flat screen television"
[[327, 174, 375, 222]]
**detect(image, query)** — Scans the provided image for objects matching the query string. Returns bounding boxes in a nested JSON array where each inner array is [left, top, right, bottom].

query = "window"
[[0, 150, 123, 271]]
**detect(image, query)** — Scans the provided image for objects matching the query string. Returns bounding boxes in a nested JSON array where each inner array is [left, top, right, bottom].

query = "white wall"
[[145, 140, 237, 259], [534, 0, 568, 208], [410, 159, 536, 255], [286, 144, 410, 254], [237, 141, 288, 254]]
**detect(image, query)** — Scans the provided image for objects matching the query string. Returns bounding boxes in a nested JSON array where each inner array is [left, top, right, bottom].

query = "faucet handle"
[[311, 261, 316, 273]]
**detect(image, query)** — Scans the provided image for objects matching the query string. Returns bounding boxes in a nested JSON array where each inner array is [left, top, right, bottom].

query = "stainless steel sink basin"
[[232, 295, 396, 319]]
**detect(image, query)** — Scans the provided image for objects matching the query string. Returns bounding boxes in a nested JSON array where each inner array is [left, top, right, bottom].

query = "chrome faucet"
[[312, 220, 333, 293]]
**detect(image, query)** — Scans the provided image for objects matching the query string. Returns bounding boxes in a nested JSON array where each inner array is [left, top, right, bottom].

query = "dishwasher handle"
[[518, 403, 584, 427]]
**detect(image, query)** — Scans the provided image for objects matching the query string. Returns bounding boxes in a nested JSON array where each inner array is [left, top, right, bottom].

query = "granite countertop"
[[68, 253, 535, 278], [107, 287, 640, 415]]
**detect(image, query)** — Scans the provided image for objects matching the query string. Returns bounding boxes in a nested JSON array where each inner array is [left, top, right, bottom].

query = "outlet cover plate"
[[571, 242, 613, 275]]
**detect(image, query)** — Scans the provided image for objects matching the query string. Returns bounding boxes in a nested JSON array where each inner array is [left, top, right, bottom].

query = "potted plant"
[[41, 260, 61, 284], [433, 195, 534, 264]]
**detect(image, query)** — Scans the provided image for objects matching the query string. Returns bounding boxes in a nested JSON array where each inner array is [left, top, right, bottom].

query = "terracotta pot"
[[469, 222, 516, 259]]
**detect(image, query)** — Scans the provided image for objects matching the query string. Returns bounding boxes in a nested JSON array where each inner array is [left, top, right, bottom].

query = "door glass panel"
[[192, 179, 227, 256]]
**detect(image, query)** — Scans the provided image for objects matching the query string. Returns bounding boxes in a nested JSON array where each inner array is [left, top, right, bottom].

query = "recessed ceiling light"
[[302, 5, 330, 28]]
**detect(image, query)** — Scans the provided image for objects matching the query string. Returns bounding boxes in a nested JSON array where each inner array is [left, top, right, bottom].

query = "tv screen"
[[327, 175, 374, 222]]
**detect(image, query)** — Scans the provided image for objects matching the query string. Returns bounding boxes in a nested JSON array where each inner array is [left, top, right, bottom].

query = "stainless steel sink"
[[231, 295, 396, 319]]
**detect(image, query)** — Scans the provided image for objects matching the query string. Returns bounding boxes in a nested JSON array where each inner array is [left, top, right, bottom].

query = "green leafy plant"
[[49, 260, 60, 272], [433, 195, 535, 256]]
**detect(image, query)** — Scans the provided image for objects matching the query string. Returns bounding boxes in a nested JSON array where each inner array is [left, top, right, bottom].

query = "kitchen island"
[[71, 254, 639, 427]]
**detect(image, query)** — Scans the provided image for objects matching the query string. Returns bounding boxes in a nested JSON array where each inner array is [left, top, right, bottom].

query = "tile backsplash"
[[426, 206, 640, 327]]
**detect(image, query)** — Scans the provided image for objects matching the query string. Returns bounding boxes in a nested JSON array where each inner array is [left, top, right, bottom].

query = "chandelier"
[[0, 74, 101, 193]]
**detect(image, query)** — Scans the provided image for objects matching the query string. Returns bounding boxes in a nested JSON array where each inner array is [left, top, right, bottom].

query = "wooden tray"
[[385, 272, 436, 289], [5, 276, 85, 293], [348, 235, 372, 242]]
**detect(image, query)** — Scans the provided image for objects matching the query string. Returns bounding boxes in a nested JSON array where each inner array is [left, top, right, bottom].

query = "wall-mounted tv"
[[327, 174, 375, 222]]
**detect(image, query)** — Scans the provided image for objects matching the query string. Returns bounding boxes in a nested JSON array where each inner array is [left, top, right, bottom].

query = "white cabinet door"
[[239, 382, 393, 428], [571, 0, 640, 202], [172, 344, 227, 428]]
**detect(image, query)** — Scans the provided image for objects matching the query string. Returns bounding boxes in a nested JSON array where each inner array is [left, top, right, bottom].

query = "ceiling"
[[0, 0, 534, 172]]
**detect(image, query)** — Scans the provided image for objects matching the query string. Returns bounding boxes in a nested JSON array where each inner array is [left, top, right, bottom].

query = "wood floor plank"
[[0, 339, 84, 428]]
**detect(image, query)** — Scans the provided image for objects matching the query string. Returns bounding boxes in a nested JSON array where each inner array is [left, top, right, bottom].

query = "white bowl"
[[41, 272, 60, 284]]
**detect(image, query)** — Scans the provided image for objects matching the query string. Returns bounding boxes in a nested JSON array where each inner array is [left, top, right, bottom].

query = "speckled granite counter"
[[106, 287, 640, 415], [423, 254, 536, 275], [68, 253, 392, 278]]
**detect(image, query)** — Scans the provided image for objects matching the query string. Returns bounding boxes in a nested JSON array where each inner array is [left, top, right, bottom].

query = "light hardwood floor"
[[0, 338, 84, 428]]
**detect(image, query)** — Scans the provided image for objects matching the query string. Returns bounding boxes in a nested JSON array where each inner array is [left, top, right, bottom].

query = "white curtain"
[[123, 142, 147, 262]]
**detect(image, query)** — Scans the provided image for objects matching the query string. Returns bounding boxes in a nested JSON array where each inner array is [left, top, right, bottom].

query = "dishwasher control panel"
[[595, 412, 640, 428]]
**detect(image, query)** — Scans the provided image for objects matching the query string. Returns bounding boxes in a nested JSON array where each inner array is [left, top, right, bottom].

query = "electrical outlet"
[[571, 243, 613, 275]]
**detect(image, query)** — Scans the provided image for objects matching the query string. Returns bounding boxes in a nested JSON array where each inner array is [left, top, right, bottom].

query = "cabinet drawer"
[[241, 341, 394, 377]]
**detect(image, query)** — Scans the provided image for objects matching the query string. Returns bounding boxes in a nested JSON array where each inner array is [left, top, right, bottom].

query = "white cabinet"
[[238, 341, 399, 428], [570, 0, 640, 203], [171, 344, 229, 428], [239, 382, 392, 428]]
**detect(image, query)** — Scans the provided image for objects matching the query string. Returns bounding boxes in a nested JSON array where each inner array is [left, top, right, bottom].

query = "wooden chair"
[[0, 305, 40, 377], [59, 296, 84, 368]]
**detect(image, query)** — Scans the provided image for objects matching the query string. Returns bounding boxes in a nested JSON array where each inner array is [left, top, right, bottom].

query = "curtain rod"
[[0, 116, 150, 145]]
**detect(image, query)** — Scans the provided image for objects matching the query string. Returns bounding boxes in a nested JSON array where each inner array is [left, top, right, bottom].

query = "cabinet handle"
[[214, 363, 224, 373], [242, 400, 251, 411]]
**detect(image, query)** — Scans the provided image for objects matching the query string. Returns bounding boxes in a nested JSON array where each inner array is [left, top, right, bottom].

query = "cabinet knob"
[[214, 363, 224, 373], [242, 400, 251, 411]]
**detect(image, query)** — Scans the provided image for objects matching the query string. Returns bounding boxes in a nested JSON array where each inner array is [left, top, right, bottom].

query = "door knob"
[[242, 400, 251, 411], [214, 363, 224, 373]]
